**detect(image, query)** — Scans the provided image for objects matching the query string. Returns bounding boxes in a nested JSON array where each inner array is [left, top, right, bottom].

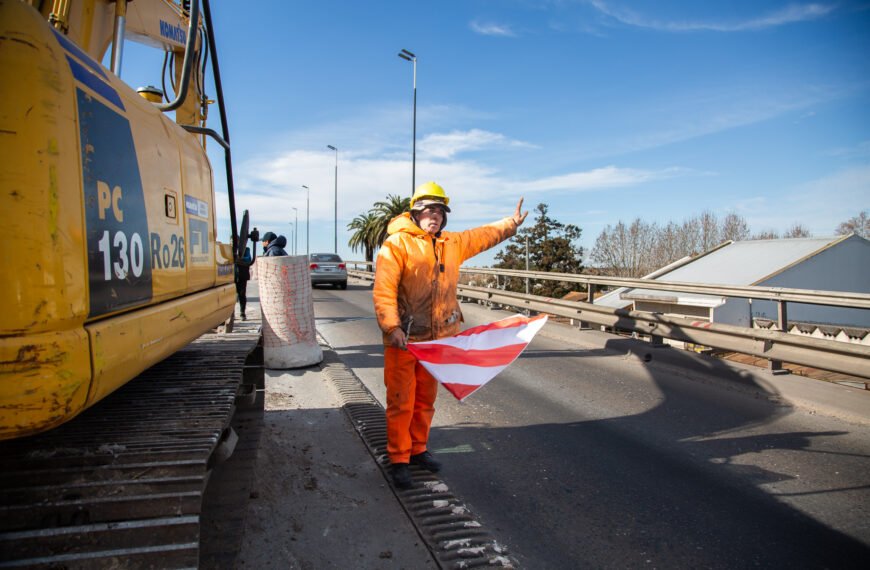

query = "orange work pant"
[[384, 346, 439, 464]]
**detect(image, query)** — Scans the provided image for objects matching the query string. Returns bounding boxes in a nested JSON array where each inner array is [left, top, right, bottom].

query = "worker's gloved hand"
[[388, 327, 407, 348]]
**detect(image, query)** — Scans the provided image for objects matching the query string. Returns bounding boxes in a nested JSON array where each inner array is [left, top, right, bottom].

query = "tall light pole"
[[327, 145, 338, 253], [397, 48, 416, 197], [291, 206, 298, 255], [302, 185, 310, 257]]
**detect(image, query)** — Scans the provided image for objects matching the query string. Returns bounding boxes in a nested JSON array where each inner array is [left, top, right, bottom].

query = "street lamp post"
[[302, 185, 310, 257], [291, 207, 298, 255], [397, 48, 416, 197], [288, 221, 294, 256], [327, 145, 338, 253]]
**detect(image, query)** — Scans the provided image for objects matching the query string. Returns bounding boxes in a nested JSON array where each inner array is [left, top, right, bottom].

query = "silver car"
[[309, 253, 348, 289]]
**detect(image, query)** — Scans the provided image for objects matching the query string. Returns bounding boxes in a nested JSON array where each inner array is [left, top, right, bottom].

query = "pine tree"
[[493, 203, 584, 298]]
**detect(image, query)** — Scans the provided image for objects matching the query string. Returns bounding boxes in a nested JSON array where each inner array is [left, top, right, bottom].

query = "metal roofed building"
[[593, 255, 695, 310], [601, 234, 870, 335]]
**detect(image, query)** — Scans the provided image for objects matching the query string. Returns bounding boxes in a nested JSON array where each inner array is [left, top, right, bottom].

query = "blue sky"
[[121, 0, 869, 265]]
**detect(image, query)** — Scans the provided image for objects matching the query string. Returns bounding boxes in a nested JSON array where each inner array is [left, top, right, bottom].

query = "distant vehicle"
[[309, 253, 348, 289]]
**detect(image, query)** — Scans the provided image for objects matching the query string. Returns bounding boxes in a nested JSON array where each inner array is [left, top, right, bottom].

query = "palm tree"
[[370, 194, 410, 247], [347, 212, 379, 263]]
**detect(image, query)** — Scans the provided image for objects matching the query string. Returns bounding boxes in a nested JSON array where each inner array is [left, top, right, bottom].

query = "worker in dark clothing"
[[262, 232, 288, 256], [235, 246, 252, 320]]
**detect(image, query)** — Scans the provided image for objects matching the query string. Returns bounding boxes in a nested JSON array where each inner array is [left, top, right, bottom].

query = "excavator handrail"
[[200, 0, 239, 257], [181, 125, 229, 150], [169, 0, 240, 259], [156, 0, 200, 113]]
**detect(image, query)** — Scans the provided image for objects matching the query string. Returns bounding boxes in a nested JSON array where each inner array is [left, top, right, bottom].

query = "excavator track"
[[0, 331, 262, 569]]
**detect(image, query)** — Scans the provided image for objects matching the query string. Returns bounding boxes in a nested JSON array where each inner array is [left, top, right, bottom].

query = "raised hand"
[[513, 197, 529, 226]]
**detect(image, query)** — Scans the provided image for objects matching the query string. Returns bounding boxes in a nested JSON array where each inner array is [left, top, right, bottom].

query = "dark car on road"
[[309, 253, 348, 289]]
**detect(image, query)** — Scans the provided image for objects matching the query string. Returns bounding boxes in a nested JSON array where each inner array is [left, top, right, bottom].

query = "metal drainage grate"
[[319, 349, 518, 569]]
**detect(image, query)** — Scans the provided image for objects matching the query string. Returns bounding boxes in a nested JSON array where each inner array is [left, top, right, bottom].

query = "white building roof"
[[618, 236, 851, 307], [594, 256, 694, 309]]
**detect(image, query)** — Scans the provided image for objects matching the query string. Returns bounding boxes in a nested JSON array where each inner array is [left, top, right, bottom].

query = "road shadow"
[[427, 412, 868, 568], [315, 316, 378, 324], [434, 332, 869, 566], [328, 344, 387, 370], [312, 283, 372, 292]]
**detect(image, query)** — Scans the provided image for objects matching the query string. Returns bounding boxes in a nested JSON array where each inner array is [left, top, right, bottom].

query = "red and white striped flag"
[[406, 314, 548, 401]]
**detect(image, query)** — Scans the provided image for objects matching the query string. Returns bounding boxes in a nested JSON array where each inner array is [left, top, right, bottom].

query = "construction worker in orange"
[[373, 181, 528, 489]]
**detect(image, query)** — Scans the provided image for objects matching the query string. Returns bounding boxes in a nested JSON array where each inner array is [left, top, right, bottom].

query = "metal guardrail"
[[460, 267, 870, 309], [347, 264, 869, 379], [348, 261, 870, 309], [455, 284, 870, 379]]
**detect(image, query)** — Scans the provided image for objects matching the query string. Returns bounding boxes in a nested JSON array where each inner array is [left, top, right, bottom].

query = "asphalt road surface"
[[313, 280, 870, 569]]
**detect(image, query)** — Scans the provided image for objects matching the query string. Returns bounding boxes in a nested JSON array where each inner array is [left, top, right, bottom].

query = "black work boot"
[[391, 463, 413, 489], [410, 451, 441, 473]]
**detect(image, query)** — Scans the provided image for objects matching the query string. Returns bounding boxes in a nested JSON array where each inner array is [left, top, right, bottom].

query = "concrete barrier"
[[258, 256, 322, 368]]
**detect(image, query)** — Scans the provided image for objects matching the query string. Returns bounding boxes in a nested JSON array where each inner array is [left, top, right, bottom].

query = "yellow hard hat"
[[410, 181, 450, 209]]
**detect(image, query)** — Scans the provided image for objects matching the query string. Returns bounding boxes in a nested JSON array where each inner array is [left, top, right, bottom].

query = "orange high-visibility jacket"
[[374, 212, 518, 344]]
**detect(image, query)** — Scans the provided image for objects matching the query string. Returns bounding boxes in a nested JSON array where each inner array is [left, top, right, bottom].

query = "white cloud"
[[419, 129, 534, 159], [214, 107, 692, 256], [588, 1, 835, 32], [514, 165, 683, 193], [739, 165, 870, 235], [227, 144, 683, 232], [470, 20, 517, 37]]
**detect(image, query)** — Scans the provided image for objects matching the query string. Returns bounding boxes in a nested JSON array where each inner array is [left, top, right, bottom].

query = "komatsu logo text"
[[159, 20, 186, 44]]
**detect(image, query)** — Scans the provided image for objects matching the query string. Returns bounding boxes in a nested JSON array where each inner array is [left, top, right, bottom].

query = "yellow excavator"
[[0, 2, 260, 565], [1, 0, 249, 439]]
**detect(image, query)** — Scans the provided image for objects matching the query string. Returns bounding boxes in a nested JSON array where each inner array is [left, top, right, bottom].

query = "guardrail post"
[[525, 235, 530, 295], [769, 301, 789, 375], [489, 275, 500, 310], [648, 316, 666, 348], [578, 284, 595, 330]]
